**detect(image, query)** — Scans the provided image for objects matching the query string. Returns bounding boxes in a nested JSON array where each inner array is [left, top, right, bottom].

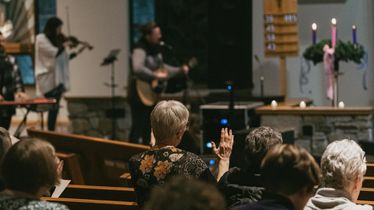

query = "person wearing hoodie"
[[304, 139, 372, 210], [218, 126, 283, 208]]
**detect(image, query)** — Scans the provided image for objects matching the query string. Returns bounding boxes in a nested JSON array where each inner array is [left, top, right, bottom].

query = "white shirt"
[[35, 34, 70, 95]]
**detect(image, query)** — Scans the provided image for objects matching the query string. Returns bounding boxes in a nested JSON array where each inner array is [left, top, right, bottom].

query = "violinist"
[[35, 16, 92, 131]]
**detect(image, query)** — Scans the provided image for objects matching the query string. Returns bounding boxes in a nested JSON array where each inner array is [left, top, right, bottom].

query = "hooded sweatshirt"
[[304, 188, 372, 210]]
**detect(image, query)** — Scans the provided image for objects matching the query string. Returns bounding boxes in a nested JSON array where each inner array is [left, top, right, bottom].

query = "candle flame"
[[312, 23, 317, 30], [331, 18, 337, 25]]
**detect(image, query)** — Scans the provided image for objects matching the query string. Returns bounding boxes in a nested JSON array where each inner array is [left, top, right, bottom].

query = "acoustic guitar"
[[136, 58, 197, 106]]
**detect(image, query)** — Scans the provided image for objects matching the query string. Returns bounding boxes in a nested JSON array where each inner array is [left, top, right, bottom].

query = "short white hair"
[[321, 139, 366, 189], [151, 100, 189, 143]]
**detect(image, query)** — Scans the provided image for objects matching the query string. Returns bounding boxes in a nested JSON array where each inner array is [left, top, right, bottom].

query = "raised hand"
[[212, 128, 234, 161]]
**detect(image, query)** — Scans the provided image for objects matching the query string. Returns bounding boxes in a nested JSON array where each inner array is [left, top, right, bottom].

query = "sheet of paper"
[[51, 179, 71, 198]]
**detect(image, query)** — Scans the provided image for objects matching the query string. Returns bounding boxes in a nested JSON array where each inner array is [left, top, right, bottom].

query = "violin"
[[57, 33, 94, 50]]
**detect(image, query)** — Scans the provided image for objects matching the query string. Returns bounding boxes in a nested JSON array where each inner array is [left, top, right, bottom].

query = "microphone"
[[159, 41, 173, 50]]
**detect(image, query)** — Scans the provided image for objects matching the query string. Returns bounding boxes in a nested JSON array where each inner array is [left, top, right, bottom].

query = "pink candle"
[[331, 18, 337, 48]]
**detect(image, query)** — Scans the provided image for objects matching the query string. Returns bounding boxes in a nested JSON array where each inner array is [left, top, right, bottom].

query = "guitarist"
[[129, 22, 189, 145]]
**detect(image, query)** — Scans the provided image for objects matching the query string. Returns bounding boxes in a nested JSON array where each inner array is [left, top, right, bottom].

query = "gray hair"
[[321, 139, 366, 189], [244, 126, 283, 172], [151, 100, 189, 143]]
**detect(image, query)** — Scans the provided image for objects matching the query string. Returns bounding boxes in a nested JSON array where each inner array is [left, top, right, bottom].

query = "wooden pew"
[[28, 128, 149, 186], [56, 152, 85, 184], [358, 187, 374, 202], [44, 197, 138, 210], [366, 163, 374, 177], [60, 184, 137, 202], [357, 163, 374, 204]]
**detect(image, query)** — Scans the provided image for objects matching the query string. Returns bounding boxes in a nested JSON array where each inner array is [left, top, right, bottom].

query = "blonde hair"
[[151, 100, 189, 144]]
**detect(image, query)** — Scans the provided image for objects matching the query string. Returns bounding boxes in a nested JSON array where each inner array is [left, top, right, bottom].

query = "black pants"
[[129, 98, 153, 145], [44, 84, 65, 131]]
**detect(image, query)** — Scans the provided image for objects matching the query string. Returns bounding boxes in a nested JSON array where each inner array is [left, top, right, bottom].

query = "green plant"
[[303, 40, 365, 65]]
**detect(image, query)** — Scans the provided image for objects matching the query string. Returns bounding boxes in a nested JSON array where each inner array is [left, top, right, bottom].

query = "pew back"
[[28, 128, 149, 186]]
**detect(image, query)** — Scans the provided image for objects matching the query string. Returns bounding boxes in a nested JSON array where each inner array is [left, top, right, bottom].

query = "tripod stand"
[[101, 49, 121, 139]]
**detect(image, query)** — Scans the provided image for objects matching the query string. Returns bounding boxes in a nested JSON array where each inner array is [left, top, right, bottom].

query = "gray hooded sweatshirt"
[[304, 188, 372, 210]]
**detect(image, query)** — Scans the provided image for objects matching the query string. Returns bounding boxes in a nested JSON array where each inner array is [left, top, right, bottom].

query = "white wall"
[[252, 0, 374, 106], [57, 0, 129, 97], [13, 0, 130, 128]]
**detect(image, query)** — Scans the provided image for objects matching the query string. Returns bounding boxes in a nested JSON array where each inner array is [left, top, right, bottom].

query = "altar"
[[256, 101, 374, 155]]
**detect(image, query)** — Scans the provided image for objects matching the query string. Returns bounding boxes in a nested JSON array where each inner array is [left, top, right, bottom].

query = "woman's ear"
[[176, 128, 186, 140], [149, 129, 156, 147], [351, 173, 364, 202]]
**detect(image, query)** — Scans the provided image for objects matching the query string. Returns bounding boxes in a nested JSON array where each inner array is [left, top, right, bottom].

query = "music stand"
[[101, 49, 121, 139]]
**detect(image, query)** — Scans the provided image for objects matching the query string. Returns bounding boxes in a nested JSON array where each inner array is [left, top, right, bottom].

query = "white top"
[[35, 34, 58, 76], [35, 34, 70, 95]]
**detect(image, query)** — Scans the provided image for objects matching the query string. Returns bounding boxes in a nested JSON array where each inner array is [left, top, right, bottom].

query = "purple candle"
[[312, 23, 317, 44], [352, 25, 357, 44]]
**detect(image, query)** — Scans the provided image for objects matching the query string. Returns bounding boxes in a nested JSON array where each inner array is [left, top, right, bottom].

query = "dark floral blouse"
[[129, 146, 216, 206], [0, 195, 69, 210]]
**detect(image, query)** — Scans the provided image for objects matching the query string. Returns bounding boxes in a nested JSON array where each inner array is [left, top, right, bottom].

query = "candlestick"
[[260, 76, 264, 97], [352, 25, 357, 44], [331, 18, 337, 48], [312, 23, 317, 45]]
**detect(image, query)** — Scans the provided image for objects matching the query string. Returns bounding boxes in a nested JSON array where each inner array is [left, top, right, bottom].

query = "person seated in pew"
[[0, 127, 12, 191], [218, 126, 283, 208], [129, 100, 234, 206], [232, 144, 321, 210], [0, 138, 69, 210], [304, 139, 372, 210], [144, 176, 226, 210]]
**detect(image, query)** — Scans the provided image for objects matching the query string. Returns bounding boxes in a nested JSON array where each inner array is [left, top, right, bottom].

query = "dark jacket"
[[230, 193, 295, 210], [218, 167, 265, 208], [0, 51, 24, 117]]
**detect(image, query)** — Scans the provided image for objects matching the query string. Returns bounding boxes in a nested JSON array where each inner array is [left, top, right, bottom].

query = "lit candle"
[[312, 23, 317, 45], [338, 101, 345, 108], [331, 18, 337, 48], [352, 25, 357, 44], [299, 101, 306, 108], [271, 100, 278, 109]]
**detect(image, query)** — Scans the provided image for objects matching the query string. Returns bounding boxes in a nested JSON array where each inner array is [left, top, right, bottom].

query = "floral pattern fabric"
[[0, 195, 69, 210], [129, 146, 215, 206]]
